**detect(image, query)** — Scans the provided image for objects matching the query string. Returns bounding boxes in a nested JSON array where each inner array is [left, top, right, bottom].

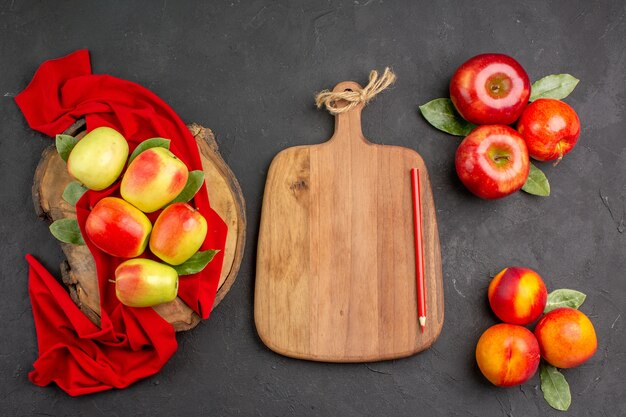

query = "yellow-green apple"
[[67, 126, 129, 190], [455, 125, 530, 199], [450, 53, 530, 125], [488, 267, 547, 325], [517, 98, 581, 162], [150, 202, 208, 265], [120, 147, 188, 213], [85, 197, 152, 258], [476, 323, 540, 387], [114, 258, 179, 307]]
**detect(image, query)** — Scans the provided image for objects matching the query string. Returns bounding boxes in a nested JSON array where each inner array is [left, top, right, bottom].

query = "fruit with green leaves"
[[517, 98, 580, 162], [66, 127, 129, 190], [455, 125, 530, 199], [450, 53, 530, 125]]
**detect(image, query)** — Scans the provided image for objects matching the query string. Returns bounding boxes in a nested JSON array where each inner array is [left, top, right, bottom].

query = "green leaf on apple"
[[522, 163, 550, 196], [172, 249, 219, 276], [419, 98, 476, 137], [128, 138, 171, 164], [170, 170, 205, 204], [49, 218, 85, 245], [55, 134, 80, 162], [540, 363, 571, 411], [544, 289, 586, 313], [530, 74, 580, 102], [62, 181, 88, 205]]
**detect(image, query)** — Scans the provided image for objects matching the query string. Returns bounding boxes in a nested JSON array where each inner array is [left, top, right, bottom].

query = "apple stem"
[[553, 143, 564, 167], [108, 279, 116, 284]]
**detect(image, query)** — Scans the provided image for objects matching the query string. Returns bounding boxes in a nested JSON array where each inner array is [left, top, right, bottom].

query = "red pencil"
[[410, 168, 427, 333]]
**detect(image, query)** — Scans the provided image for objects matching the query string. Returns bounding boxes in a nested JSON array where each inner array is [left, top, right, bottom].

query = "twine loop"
[[315, 67, 397, 115]]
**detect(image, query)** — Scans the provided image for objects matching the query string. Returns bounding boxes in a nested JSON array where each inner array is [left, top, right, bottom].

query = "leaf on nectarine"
[[418, 98, 476, 136], [530, 74, 579, 102], [49, 218, 85, 245], [540, 363, 571, 411], [544, 289, 586, 313], [522, 163, 550, 197]]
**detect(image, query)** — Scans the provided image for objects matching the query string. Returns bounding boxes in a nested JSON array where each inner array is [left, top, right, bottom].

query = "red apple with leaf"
[[517, 98, 580, 163], [455, 125, 530, 199], [449, 53, 530, 125]]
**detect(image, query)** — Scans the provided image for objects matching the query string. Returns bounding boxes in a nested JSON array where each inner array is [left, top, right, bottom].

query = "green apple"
[[67, 127, 129, 191], [120, 147, 189, 213], [114, 258, 179, 307]]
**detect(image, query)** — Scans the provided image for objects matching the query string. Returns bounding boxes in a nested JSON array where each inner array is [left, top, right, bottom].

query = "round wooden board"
[[32, 119, 246, 331]]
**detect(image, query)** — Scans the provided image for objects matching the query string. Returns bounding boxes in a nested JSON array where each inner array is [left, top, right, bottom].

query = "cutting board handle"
[[328, 81, 367, 145]]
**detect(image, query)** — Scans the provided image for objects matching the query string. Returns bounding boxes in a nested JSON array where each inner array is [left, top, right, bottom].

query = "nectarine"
[[476, 323, 540, 387], [534, 307, 597, 368], [488, 267, 547, 325]]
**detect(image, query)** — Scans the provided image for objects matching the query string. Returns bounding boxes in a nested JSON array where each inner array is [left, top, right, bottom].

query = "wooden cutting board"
[[255, 81, 444, 362]]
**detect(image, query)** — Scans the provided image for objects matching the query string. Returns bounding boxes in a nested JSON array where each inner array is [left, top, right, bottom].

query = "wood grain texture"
[[255, 81, 444, 362], [32, 119, 246, 331]]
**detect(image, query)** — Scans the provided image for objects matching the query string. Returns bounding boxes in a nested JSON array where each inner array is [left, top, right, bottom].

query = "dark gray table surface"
[[1, 1, 624, 416]]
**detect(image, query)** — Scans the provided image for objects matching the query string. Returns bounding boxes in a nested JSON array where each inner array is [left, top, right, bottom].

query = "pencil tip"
[[419, 316, 426, 332]]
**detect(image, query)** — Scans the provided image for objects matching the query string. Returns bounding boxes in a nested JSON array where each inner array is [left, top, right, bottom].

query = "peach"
[[149, 202, 208, 265], [476, 323, 540, 387], [85, 197, 152, 258], [121, 147, 188, 213], [488, 267, 547, 325], [115, 258, 178, 307], [534, 307, 597, 368]]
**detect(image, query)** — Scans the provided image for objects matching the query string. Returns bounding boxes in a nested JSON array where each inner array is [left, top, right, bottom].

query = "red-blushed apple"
[[114, 258, 178, 307], [67, 127, 129, 191], [517, 98, 581, 162], [455, 125, 530, 199], [450, 53, 530, 125], [150, 202, 208, 265], [120, 147, 188, 213], [85, 197, 152, 258]]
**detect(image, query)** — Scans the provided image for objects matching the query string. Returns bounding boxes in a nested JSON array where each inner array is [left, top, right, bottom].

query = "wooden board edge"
[[188, 123, 247, 308]]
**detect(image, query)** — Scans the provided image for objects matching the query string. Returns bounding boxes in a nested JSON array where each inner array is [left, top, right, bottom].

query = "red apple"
[[517, 98, 581, 162], [150, 202, 208, 265], [455, 125, 530, 199], [85, 197, 152, 258], [450, 53, 530, 125]]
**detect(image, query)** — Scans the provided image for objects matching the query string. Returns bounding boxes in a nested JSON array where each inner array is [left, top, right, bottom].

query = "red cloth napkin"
[[16, 50, 228, 396]]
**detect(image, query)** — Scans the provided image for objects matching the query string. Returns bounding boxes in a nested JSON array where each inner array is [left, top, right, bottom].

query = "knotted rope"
[[315, 67, 397, 115]]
